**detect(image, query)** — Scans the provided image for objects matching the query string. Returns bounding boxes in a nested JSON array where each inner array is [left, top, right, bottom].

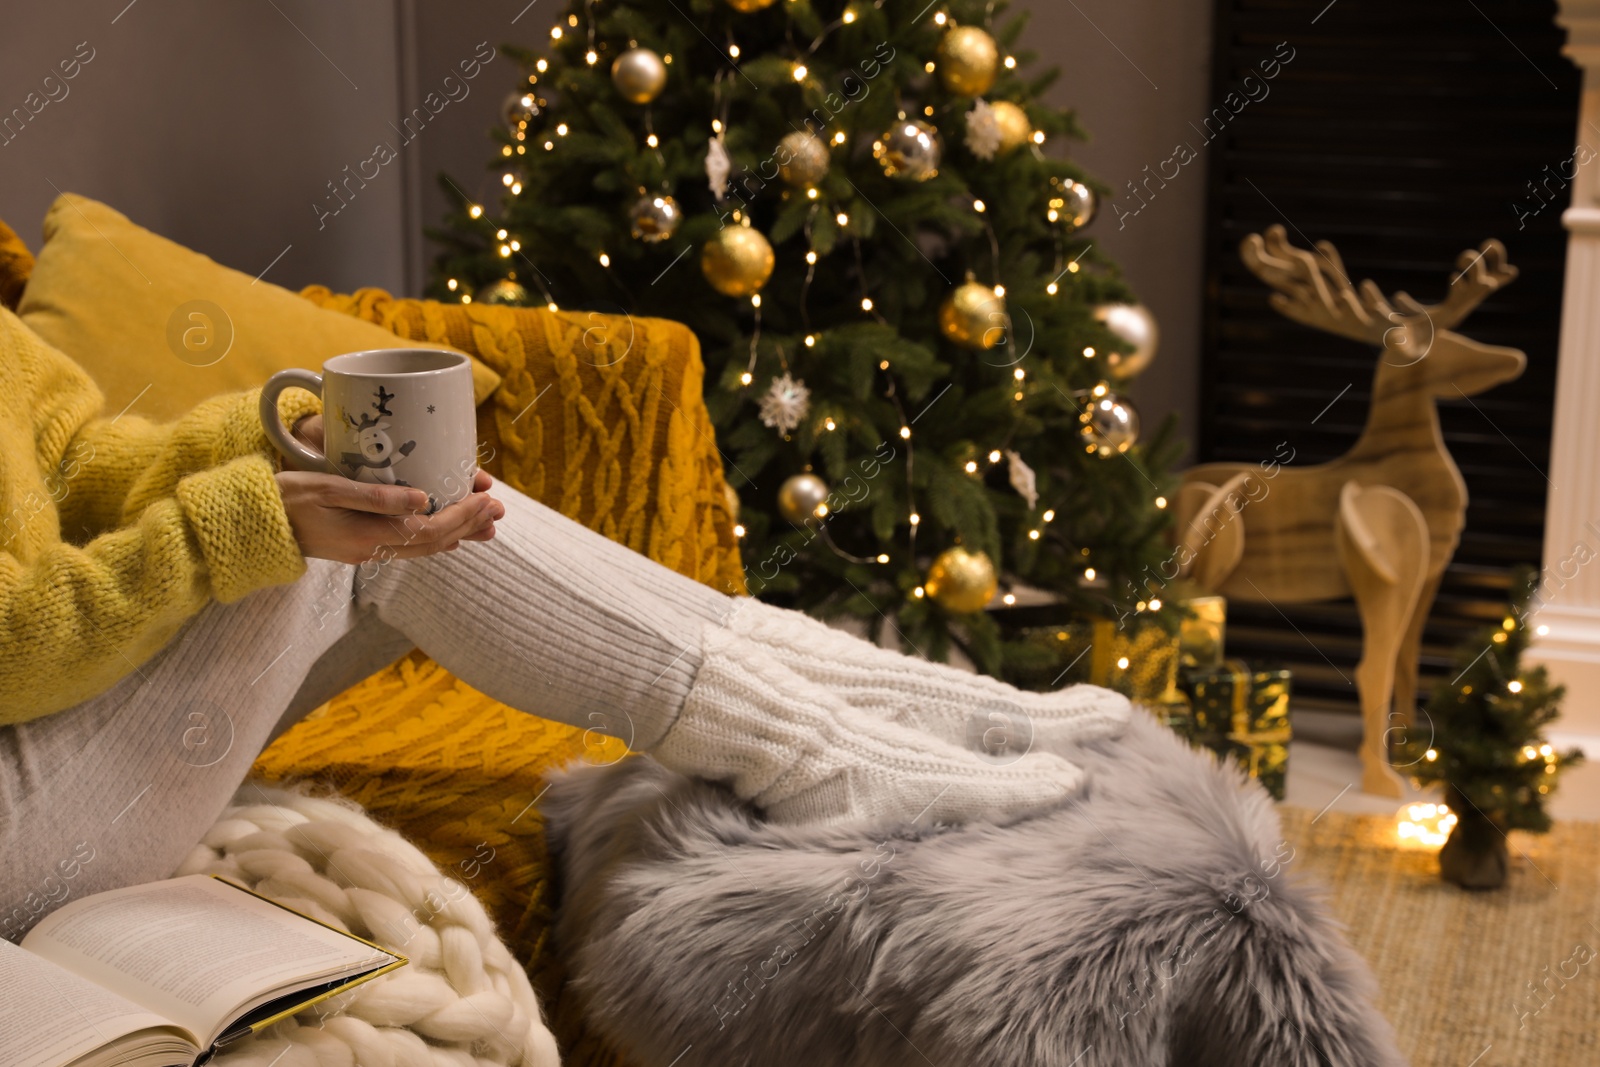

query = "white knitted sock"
[[650, 622, 1086, 827], [717, 598, 1134, 753]]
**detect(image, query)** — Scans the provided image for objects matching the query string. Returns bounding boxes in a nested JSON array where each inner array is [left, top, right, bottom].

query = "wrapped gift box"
[[1178, 595, 1227, 669], [1007, 615, 1180, 704], [1178, 659, 1291, 801]]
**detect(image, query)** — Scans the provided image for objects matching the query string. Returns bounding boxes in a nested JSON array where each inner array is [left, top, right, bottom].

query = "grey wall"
[[1, 0, 1210, 448]]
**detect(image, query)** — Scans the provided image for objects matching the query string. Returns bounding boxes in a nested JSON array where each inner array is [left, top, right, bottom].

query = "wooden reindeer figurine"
[[1177, 225, 1524, 797]]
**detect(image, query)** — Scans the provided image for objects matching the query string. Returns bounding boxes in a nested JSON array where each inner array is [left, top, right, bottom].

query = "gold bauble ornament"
[[777, 472, 830, 524], [936, 26, 999, 96], [938, 279, 1006, 350], [701, 226, 775, 297], [611, 47, 667, 104], [476, 278, 529, 306], [1076, 389, 1141, 455], [925, 546, 999, 613], [1048, 179, 1098, 233], [629, 193, 681, 243], [874, 119, 942, 181], [776, 131, 831, 187], [1094, 303, 1159, 379], [724, 0, 778, 10], [991, 101, 1031, 155]]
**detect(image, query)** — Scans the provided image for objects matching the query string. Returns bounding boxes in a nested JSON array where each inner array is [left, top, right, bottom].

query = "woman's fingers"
[[287, 472, 430, 516]]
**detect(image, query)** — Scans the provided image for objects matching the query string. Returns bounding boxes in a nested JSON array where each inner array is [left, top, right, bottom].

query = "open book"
[[0, 874, 406, 1067]]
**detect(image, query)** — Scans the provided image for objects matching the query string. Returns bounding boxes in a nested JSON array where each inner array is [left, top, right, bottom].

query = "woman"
[[0, 307, 1130, 936]]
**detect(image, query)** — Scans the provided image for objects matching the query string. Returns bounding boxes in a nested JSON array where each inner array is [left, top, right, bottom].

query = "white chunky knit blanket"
[[173, 783, 561, 1067]]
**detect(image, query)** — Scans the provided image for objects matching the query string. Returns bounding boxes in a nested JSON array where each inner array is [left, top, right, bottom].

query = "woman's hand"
[[275, 468, 503, 564]]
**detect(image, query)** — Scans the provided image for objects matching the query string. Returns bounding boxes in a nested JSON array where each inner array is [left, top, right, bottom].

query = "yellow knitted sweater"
[[0, 308, 320, 725]]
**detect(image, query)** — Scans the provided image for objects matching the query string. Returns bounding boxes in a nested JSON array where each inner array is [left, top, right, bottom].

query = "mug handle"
[[259, 368, 333, 473]]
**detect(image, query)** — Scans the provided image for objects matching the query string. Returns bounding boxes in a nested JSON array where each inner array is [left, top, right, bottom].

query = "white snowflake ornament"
[[706, 136, 731, 201], [758, 373, 811, 435], [965, 99, 1002, 161], [1006, 449, 1038, 509]]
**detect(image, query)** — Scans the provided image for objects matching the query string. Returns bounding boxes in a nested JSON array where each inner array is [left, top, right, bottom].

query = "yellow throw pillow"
[[15, 195, 499, 420]]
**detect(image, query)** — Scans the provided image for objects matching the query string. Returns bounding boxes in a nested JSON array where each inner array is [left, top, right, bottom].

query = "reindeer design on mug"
[[340, 385, 418, 487]]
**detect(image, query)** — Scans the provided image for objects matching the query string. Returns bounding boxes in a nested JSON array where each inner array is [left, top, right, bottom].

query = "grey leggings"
[[0, 485, 714, 940]]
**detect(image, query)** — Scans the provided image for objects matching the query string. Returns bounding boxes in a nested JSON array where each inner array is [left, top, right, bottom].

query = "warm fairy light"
[[879, 359, 890, 369], [1028, 529, 1040, 540], [502, 145, 513, 157], [1004, 55, 1017, 68], [877, 553, 890, 563], [909, 512, 921, 525], [499, 244, 512, 257], [823, 415, 835, 429], [1084, 567, 1097, 580], [1493, 631, 1507, 643], [861, 297, 874, 311], [1013, 367, 1026, 380], [551, 25, 563, 38], [1397, 803, 1456, 849], [510, 182, 523, 195], [843, 7, 857, 21], [993, 284, 1006, 297], [734, 524, 746, 538], [585, 49, 598, 64], [964, 460, 978, 473], [806, 250, 819, 264], [598, 252, 610, 267], [836, 212, 850, 226], [1541, 743, 1554, 757], [712, 119, 724, 133], [1092, 382, 1108, 397], [1032, 130, 1046, 144], [1116, 656, 1130, 670], [647, 133, 659, 147], [1068, 262, 1081, 273], [468, 204, 484, 218], [739, 371, 753, 385], [1524, 745, 1539, 760], [556, 123, 569, 136], [1155, 496, 1168, 508], [925, 105, 935, 116], [914, 586, 926, 598], [973, 199, 986, 212], [833, 130, 847, 144], [503, 173, 515, 186], [805, 334, 816, 347], [663, 54, 673, 64], [517, 145, 526, 154], [1537, 624, 1550, 636], [729, 44, 741, 58], [568, 14, 578, 25], [1508, 680, 1524, 693], [536, 58, 548, 72], [934, 11, 947, 24], [751, 293, 762, 308], [1148, 598, 1162, 610], [461, 293, 472, 304], [792, 63, 808, 81], [1046, 281, 1058, 295], [899, 425, 911, 439], [1503, 616, 1517, 630], [1043, 509, 1055, 521], [988, 449, 1002, 463], [447, 278, 458, 291], [924, 60, 936, 73], [1003, 593, 1017, 605], [544, 141, 554, 150], [509, 239, 521, 250], [1014, 391, 1024, 401], [816, 503, 830, 517], [807, 187, 819, 199]]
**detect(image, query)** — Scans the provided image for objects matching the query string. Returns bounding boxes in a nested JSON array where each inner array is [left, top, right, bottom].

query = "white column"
[[1530, 0, 1600, 748]]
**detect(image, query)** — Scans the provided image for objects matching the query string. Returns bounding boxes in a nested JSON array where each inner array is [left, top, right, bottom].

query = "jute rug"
[[1280, 807, 1600, 1067]]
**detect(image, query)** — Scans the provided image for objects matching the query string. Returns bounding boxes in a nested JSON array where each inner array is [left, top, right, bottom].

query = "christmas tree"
[[429, 0, 1182, 673], [1398, 566, 1581, 888]]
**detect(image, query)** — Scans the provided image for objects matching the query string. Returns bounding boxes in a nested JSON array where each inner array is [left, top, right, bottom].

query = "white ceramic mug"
[[260, 348, 478, 513]]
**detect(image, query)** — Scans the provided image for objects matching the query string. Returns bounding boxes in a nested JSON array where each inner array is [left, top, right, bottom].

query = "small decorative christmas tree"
[[1398, 566, 1581, 889], [429, 0, 1183, 674]]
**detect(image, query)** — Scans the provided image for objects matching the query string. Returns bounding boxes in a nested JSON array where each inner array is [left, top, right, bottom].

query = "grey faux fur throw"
[[542, 710, 1407, 1066]]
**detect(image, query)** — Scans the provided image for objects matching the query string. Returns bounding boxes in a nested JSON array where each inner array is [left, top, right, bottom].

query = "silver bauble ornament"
[[502, 91, 540, 131], [777, 472, 830, 524], [476, 278, 529, 306], [874, 119, 941, 181], [611, 48, 667, 104], [925, 546, 999, 613], [1048, 180, 1098, 232], [1076, 389, 1141, 455], [776, 131, 830, 187], [629, 193, 681, 243], [1094, 303, 1159, 379]]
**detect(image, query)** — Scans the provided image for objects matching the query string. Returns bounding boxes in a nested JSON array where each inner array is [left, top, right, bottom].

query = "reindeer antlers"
[[1239, 225, 1518, 345]]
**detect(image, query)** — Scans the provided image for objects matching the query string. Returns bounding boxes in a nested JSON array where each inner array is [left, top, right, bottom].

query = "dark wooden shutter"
[[1199, 0, 1576, 722]]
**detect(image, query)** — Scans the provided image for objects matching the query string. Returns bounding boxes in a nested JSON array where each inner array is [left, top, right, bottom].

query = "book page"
[[22, 875, 393, 1046], [0, 937, 189, 1067]]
